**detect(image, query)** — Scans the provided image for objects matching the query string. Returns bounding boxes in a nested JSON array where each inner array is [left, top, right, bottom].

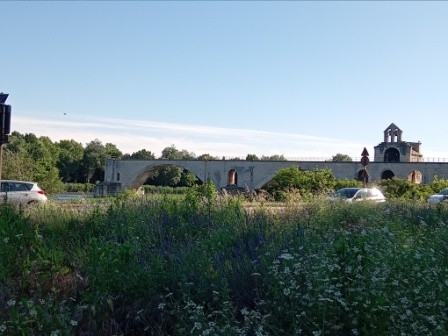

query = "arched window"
[[228, 169, 238, 186], [384, 148, 400, 162], [408, 170, 422, 184]]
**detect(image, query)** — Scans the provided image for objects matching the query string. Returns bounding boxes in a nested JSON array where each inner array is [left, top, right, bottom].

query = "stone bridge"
[[98, 158, 448, 195]]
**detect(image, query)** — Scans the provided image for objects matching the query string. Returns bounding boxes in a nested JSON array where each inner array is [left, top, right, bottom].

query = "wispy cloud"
[[12, 114, 366, 159]]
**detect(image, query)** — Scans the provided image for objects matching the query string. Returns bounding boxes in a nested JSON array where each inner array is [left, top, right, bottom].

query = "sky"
[[2, 1, 448, 161]]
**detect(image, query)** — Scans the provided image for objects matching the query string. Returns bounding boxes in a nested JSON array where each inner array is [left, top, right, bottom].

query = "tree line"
[[4, 132, 349, 194]]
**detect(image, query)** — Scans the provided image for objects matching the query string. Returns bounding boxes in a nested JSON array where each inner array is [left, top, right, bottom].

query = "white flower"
[[7, 300, 16, 307], [279, 253, 294, 260]]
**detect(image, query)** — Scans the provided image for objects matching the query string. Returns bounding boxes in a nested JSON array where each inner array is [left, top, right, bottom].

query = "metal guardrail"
[[421, 158, 448, 162], [218, 157, 448, 162]]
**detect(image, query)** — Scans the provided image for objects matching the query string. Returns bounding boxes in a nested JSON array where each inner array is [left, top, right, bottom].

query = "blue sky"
[[2, 1, 448, 160]]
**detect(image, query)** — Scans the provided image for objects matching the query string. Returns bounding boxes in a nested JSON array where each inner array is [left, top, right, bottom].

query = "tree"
[[2, 132, 63, 193], [56, 139, 84, 182], [179, 171, 199, 187], [161, 145, 196, 160], [261, 154, 286, 161], [197, 153, 219, 161], [246, 154, 260, 161], [268, 166, 336, 199], [127, 149, 156, 160], [148, 145, 198, 187], [332, 153, 353, 162], [2, 132, 34, 180], [105, 143, 123, 159], [82, 139, 108, 183]]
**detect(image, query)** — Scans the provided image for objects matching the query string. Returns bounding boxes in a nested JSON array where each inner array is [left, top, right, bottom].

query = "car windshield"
[[332, 188, 360, 198]]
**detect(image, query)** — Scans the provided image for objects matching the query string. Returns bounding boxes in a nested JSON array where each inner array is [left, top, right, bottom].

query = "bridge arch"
[[128, 163, 205, 189], [357, 169, 369, 183], [381, 169, 395, 180], [131, 164, 171, 189]]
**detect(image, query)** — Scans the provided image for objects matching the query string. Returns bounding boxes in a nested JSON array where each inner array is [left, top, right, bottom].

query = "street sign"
[[361, 156, 370, 166]]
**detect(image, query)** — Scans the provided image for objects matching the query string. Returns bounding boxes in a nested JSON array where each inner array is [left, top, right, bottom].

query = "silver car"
[[0, 180, 48, 206], [427, 188, 448, 204], [328, 187, 386, 203]]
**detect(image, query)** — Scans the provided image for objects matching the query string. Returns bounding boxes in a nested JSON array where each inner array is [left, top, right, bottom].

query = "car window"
[[340, 189, 358, 198], [16, 183, 30, 191], [1, 182, 10, 192], [368, 189, 380, 197], [356, 189, 368, 198], [0, 182, 32, 192]]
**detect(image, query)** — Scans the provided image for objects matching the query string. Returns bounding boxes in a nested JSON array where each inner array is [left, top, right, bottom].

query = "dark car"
[[427, 188, 448, 204]]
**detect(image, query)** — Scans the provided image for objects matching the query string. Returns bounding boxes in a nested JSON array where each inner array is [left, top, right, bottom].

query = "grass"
[[1, 195, 448, 335]]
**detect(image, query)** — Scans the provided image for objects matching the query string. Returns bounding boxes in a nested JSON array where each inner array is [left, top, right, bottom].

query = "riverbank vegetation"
[[2, 184, 448, 335]]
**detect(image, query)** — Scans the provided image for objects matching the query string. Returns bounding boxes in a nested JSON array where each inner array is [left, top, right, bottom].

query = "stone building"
[[374, 123, 423, 163]]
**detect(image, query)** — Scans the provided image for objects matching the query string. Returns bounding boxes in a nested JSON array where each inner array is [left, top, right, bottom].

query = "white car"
[[0, 180, 48, 206], [427, 188, 448, 204], [328, 187, 386, 203]]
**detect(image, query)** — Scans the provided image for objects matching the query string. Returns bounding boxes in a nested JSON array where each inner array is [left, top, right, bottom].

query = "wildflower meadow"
[[1, 190, 448, 335]]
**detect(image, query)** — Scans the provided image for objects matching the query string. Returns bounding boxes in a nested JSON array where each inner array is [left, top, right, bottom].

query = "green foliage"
[[4, 199, 448, 334], [379, 177, 442, 201], [142, 185, 190, 194], [64, 183, 95, 193], [431, 176, 448, 192], [179, 170, 199, 187], [246, 154, 260, 161], [332, 153, 353, 162], [269, 166, 337, 200], [334, 178, 363, 190], [3, 132, 64, 193], [161, 145, 196, 160], [146, 146, 200, 187], [261, 154, 286, 161], [56, 139, 84, 182], [197, 153, 220, 160], [122, 148, 156, 160], [82, 139, 109, 183], [148, 166, 183, 186], [105, 143, 123, 158], [184, 180, 218, 210]]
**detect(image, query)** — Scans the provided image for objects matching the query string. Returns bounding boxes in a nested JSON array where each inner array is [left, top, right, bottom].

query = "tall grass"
[[1, 196, 448, 335]]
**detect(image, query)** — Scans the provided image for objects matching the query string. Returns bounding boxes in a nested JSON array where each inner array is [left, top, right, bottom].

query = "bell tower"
[[374, 123, 422, 162]]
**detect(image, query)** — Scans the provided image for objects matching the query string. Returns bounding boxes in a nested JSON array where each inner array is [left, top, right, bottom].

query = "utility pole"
[[0, 93, 12, 182]]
